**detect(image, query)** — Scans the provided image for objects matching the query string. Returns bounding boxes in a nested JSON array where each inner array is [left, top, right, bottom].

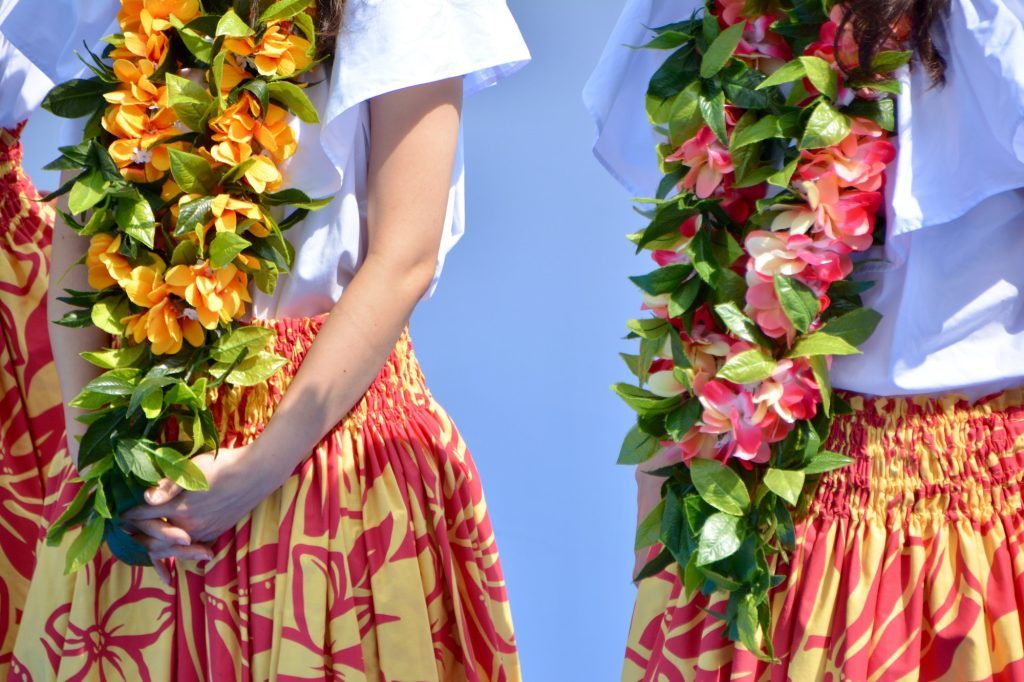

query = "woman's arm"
[[128, 77, 465, 551], [48, 171, 107, 468]]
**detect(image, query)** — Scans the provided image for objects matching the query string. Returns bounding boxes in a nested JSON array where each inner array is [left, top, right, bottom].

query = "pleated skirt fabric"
[[0, 123, 62, 679], [624, 390, 1024, 682], [11, 316, 520, 681]]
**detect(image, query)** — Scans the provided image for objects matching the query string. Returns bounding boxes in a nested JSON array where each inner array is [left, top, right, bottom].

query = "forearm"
[[48, 173, 107, 467], [256, 255, 434, 480]]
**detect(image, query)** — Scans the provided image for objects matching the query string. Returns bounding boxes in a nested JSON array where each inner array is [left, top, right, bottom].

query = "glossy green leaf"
[[267, 81, 319, 123], [216, 8, 254, 37], [68, 170, 107, 214], [65, 513, 105, 574], [152, 447, 209, 491], [168, 148, 217, 194], [696, 512, 743, 565], [90, 297, 132, 335], [763, 468, 805, 506], [166, 74, 215, 131], [799, 101, 851, 150], [700, 21, 746, 79], [717, 349, 777, 384], [690, 458, 750, 516], [209, 231, 252, 268], [635, 499, 665, 551], [799, 56, 837, 100], [804, 450, 854, 475], [773, 275, 819, 334], [618, 424, 661, 464]]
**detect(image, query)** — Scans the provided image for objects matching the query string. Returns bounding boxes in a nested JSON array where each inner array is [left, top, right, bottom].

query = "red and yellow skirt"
[[12, 316, 520, 681], [0, 123, 62, 678], [624, 390, 1024, 681]]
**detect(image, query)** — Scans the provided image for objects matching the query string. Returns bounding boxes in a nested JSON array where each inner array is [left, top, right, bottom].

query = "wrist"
[[247, 427, 306, 491]]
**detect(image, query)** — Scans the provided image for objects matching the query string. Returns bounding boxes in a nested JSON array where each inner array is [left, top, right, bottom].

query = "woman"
[[4, 0, 530, 679], [588, 0, 1024, 679], [0, 4, 64, 676]]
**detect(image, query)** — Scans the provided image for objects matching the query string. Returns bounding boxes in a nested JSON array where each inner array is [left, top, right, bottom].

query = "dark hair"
[[840, 0, 950, 84]]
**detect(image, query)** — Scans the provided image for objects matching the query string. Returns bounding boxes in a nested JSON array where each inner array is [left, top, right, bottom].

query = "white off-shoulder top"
[[2, 0, 530, 317], [585, 0, 1024, 400]]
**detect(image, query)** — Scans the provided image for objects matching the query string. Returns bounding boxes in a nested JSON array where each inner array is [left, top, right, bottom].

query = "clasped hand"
[[122, 443, 277, 585]]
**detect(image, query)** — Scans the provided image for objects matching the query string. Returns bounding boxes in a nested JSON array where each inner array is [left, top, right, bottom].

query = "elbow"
[[365, 251, 438, 301]]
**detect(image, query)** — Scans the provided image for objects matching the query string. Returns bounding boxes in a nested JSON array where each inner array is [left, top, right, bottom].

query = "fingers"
[[145, 478, 183, 506], [152, 557, 172, 586], [149, 543, 214, 563], [123, 500, 181, 522], [126, 518, 192, 550]]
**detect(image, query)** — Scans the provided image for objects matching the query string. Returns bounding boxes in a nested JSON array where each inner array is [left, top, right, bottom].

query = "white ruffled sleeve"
[[889, 0, 1024, 243], [583, 0, 701, 197], [316, 0, 529, 164]]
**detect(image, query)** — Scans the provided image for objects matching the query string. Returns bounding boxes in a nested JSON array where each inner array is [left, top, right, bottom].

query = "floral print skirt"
[[624, 390, 1024, 681], [11, 316, 520, 681], [0, 122, 62, 680]]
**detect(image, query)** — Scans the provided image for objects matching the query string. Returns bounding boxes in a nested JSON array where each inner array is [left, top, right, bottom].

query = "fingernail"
[[177, 539, 190, 547]]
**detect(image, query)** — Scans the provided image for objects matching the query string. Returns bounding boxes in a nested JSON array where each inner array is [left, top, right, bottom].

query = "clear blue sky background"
[[22, 2, 648, 678]]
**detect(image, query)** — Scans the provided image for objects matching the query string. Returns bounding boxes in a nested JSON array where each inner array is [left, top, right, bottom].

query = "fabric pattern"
[[624, 390, 1024, 681], [0, 122, 62, 680], [11, 316, 519, 681]]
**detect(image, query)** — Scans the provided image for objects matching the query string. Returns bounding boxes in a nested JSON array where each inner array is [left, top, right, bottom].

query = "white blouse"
[[0, 0, 54, 130], [586, 0, 1024, 400], [2, 0, 530, 317]]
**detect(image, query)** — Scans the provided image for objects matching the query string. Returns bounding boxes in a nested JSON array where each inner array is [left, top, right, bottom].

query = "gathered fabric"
[[624, 390, 1024, 681], [11, 315, 520, 681], [0, 122, 62, 680]]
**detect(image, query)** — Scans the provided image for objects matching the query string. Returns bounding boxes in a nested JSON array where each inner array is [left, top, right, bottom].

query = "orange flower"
[[121, 262, 168, 309], [210, 194, 269, 237], [210, 93, 261, 145], [215, 56, 251, 95], [104, 104, 181, 183], [165, 261, 252, 329], [111, 28, 170, 66], [123, 299, 205, 355], [119, 0, 201, 33], [86, 234, 133, 289], [255, 104, 297, 163], [225, 21, 311, 78], [105, 60, 167, 109]]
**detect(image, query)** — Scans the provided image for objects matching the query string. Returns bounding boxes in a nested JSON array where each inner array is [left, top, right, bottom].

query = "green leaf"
[[240, 78, 270, 111], [804, 450, 854, 475], [78, 407, 128, 469], [626, 318, 671, 340], [755, 58, 807, 90], [68, 171, 107, 214], [611, 383, 680, 415], [666, 400, 702, 441], [114, 439, 163, 485], [763, 468, 805, 506], [800, 56, 837, 100], [668, 277, 702, 318], [262, 188, 334, 210], [171, 16, 215, 63], [168, 148, 217, 194], [114, 193, 156, 248], [93, 483, 112, 519], [818, 307, 883, 347], [809, 354, 832, 415], [690, 458, 750, 516], [259, 0, 312, 22], [140, 388, 163, 419], [213, 351, 287, 387], [717, 349, 777, 384], [152, 447, 209, 491], [65, 513, 105, 574], [635, 499, 665, 551], [209, 231, 252, 268], [216, 8, 254, 37], [799, 101, 852, 150], [696, 512, 744, 565], [77, 368, 139, 400], [845, 98, 896, 132], [46, 483, 95, 546], [730, 114, 782, 150], [871, 50, 912, 74], [773, 275, 819, 334], [688, 229, 720, 286], [768, 157, 799, 189], [42, 78, 114, 118], [619, 424, 662, 465], [165, 74, 214, 132], [267, 81, 320, 123], [667, 82, 704, 146], [212, 326, 275, 363], [735, 594, 763, 659], [635, 547, 675, 581], [90, 297, 132, 335], [639, 30, 691, 50], [630, 264, 694, 296], [787, 332, 860, 357], [700, 22, 746, 79], [714, 303, 770, 347], [698, 90, 728, 144], [175, 196, 214, 236]]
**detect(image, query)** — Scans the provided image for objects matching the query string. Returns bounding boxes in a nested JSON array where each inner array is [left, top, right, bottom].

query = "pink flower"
[[798, 119, 895, 192], [744, 270, 797, 343], [803, 175, 882, 252], [746, 229, 854, 284], [755, 358, 822, 423], [652, 214, 701, 267], [697, 379, 778, 463], [716, 0, 792, 70], [668, 126, 734, 199], [678, 426, 720, 463]]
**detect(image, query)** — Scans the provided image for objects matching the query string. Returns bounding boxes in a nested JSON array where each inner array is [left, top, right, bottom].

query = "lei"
[[618, 0, 906, 657], [40, 0, 329, 573]]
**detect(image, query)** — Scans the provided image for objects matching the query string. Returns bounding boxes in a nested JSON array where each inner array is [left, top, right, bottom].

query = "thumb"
[[145, 478, 183, 506]]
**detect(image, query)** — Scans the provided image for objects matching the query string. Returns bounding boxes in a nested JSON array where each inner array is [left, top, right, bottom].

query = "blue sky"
[[22, 1, 649, 677]]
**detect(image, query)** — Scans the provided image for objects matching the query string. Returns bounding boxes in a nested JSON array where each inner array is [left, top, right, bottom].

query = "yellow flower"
[[225, 21, 312, 78], [215, 56, 251, 95], [118, 0, 201, 33], [123, 298, 205, 355], [165, 261, 252, 329], [210, 93, 261, 145], [244, 156, 282, 194], [86, 234, 133, 289], [210, 194, 268, 236], [209, 93, 297, 165], [121, 262, 168, 309]]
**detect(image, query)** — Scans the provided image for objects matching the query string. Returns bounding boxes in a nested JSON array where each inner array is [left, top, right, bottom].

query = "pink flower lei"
[[615, 0, 908, 658]]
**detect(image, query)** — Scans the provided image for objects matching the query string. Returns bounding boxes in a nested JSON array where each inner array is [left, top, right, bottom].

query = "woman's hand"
[[124, 442, 288, 577]]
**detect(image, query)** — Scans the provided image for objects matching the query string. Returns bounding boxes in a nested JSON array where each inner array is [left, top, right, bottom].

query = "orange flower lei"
[[42, 0, 329, 572]]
